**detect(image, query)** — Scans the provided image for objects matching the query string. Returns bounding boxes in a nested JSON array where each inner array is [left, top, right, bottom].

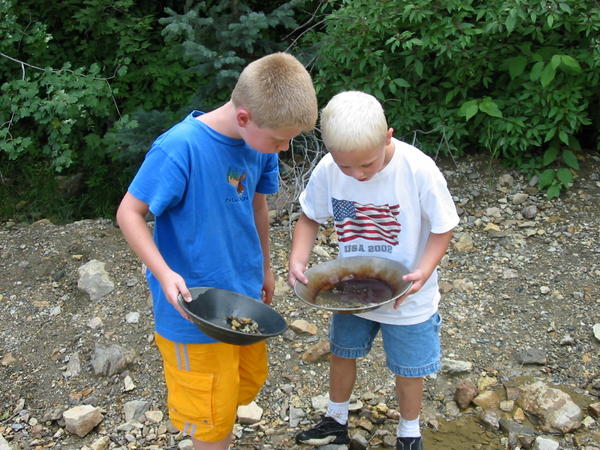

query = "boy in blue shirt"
[[289, 91, 458, 450], [117, 52, 317, 450]]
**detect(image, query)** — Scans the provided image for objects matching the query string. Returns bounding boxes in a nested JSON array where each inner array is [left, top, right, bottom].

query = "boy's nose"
[[352, 169, 365, 180]]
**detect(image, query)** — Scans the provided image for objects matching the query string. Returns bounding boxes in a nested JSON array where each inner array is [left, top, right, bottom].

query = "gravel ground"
[[1, 152, 599, 449]]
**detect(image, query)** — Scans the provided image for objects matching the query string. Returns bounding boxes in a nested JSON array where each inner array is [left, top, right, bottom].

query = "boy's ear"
[[385, 128, 394, 144], [236, 108, 251, 128]]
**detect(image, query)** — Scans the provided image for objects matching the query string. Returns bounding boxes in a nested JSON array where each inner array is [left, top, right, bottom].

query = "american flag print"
[[332, 198, 401, 245]]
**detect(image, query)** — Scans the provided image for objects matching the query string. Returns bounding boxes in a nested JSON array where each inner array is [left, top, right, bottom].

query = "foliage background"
[[1, 0, 599, 222]]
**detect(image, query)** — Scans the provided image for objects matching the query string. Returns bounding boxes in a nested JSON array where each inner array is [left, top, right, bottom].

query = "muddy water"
[[315, 277, 393, 308], [423, 417, 503, 449], [418, 376, 597, 449]]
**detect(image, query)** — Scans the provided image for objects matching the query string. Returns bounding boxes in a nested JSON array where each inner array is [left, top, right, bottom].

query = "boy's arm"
[[116, 192, 191, 318], [288, 213, 320, 286], [394, 229, 454, 308], [253, 193, 275, 305]]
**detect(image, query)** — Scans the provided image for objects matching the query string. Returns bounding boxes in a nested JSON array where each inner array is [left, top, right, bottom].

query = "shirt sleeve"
[[128, 146, 188, 217], [256, 153, 279, 195], [299, 158, 332, 224], [418, 162, 460, 234]]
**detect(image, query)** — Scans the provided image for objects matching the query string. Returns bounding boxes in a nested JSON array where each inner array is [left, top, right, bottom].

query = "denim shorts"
[[329, 312, 442, 378]]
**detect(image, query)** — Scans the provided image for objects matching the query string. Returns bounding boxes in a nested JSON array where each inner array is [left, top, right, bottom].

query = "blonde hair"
[[231, 52, 317, 131], [320, 91, 388, 152]]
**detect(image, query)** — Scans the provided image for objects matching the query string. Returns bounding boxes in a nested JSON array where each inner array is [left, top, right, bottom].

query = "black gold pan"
[[179, 287, 288, 345]]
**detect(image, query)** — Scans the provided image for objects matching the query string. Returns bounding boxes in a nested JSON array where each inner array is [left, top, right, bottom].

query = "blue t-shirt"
[[128, 111, 279, 343]]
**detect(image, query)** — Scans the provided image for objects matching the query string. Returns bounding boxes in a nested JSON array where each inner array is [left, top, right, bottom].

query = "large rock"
[[77, 259, 115, 300], [91, 343, 135, 376], [63, 404, 103, 437], [518, 381, 582, 433], [454, 379, 479, 409], [237, 401, 263, 424], [0, 433, 11, 450]]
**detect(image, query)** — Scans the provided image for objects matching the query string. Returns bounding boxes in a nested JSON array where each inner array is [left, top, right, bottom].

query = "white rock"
[[87, 317, 103, 329], [178, 439, 194, 449], [290, 319, 318, 335], [144, 410, 163, 423], [519, 381, 582, 433], [441, 358, 473, 374], [63, 405, 104, 437], [237, 401, 263, 424], [593, 323, 600, 342], [90, 436, 110, 450], [123, 375, 135, 392], [533, 436, 559, 450], [0, 433, 11, 450], [77, 259, 115, 300], [126, 312, 140, 323], [311, 394, 329, 412]]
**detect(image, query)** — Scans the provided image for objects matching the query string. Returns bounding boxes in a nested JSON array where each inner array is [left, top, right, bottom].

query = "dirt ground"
[[1, 152, 599, 449]]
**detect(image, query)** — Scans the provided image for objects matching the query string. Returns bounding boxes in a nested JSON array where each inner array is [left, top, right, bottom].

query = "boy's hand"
[[159, 270, 192, 319], [393, 269, 426, 309], [288, 260, 309, 287], [262, 270, 275, 305]]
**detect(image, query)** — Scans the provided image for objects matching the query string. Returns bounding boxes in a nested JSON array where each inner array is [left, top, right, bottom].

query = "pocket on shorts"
[[165, 364, 214, 427]]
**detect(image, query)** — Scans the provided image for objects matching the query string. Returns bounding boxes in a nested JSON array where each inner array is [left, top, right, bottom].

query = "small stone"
[[237, 401, 263, 425], [593, 323, 600, 342], [300, 340, 330, 363], [290, 319, 318, 335], [499, 400, 514, 412]]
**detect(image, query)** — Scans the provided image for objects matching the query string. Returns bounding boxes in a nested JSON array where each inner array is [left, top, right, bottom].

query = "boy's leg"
[[326, 354, 356, 425], [329, 354, 356, 402], [192, 435, 231, 450], [395, 376, 423, 420], [295, 314, 378, 445], [380, 313, 442, 450], [395, 376, 424, 448], [154, 334, 246, 447], [237, 341, 268, 405], [191, 342, 266, 450]]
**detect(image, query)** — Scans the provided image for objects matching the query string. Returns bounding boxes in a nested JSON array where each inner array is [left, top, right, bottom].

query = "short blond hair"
[[320, 91, 388, 152], [231, 52, 317, 131]]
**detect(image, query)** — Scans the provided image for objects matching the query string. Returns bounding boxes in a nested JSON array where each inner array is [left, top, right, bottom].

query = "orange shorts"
[[154, 333, 268, 442]]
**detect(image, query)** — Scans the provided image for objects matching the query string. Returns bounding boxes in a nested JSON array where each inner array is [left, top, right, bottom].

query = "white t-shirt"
[[299, 138, 459, 325]]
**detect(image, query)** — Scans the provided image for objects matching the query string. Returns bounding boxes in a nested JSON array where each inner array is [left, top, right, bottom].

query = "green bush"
[[0, 0, 312, 221], [305, 0, 600, 197]]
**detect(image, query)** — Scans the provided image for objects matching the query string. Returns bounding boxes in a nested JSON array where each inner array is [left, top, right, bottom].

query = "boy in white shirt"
[[288, 91, 459, 449]]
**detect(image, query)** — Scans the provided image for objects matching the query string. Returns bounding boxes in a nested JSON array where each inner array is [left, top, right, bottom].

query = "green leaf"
[[558, 130, 569, 145], [556, 168, 573, 185], [543, 128, 556, 142], [559, 55, 582, 74], [538, 169, 556, 188], [540, 63, 556, 87], [547, 15, 554, 28], [542, 146, 559, 166], [562, 150, 580, 170], [559, 3, 572, 13], [530, 61, 544, 81], [505, 11, 517, 33], [479, 99, 503, 118], [507, 56, 527, 79], [546, 184, 561, 199], [414, 60, 423, 77], [393, 77, 410, 88], [459, 100, 479, 121], [550, 54, 561, 70], [546, 184, 560, 200]]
